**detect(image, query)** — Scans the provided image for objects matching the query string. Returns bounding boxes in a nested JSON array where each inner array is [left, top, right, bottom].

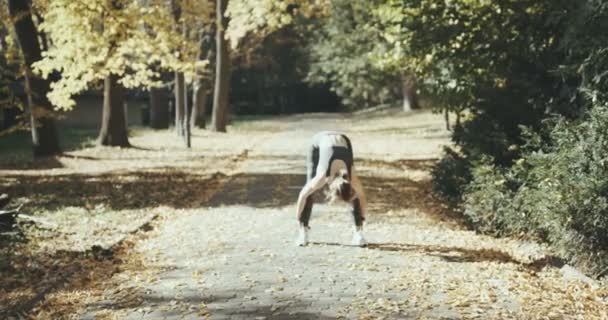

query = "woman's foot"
[[352, 227, 367, 247], [295, 226, 309, 246]]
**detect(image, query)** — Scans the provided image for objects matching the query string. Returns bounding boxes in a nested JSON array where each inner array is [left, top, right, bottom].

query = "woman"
[[295, 131, 367, 247]]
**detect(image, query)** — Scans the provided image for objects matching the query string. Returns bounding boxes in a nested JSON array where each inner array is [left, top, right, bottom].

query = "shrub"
[[431, 147, 471, 207], [461, 106, 608, 276]]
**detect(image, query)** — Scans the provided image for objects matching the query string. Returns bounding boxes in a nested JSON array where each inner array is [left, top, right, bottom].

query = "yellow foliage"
[[226, 0, 328, 49], [33, 0, 212, 110]]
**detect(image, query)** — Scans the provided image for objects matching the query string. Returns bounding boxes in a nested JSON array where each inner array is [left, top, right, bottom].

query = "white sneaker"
[[352, 228, 367, 247], [296, 226, 309, 246]]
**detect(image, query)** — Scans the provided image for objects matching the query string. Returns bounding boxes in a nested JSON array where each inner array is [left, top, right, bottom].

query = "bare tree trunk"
[[0, 25, 22, 131], [185, 83, 191, 148], [401, 72, 420, 112], [210, 0, 231, 132], [174, 71, 186, 136], [148, 71, 170, 129], [170, 0, 189, 145], [190, 26, 213, 130], [8, 0, 61, 157], [444, 110, 451, 131], [191, 80, 207, 129], [149, 85, 170, 129], [97, 74, 130, 147], [182, 23, 191, 147]]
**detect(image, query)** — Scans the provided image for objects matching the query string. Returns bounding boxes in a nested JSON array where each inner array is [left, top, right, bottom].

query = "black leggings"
[[299, 135, 364, 227]]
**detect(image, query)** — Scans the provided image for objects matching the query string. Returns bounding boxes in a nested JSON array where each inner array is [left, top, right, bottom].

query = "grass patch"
[[0, 127, 97, 166]]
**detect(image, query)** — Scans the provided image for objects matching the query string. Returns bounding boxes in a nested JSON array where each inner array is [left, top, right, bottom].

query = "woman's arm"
[[296, 174, 327, 220]]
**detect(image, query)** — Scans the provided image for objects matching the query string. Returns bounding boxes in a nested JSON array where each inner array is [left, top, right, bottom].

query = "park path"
[[76, 110, 606, 319]]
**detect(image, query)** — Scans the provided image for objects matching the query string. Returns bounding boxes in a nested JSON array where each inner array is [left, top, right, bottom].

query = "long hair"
[[326, 170, 352, 203]]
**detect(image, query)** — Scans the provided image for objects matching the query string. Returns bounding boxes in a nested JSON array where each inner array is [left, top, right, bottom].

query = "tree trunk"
[[191, 80, 207, 129], [8, 0, 61, 157], [185, 83, 191, 148], [97, 74, 130, 147], [174, 71, 186, 136], [401, 73, 420, 112], [149, 85, 170, 129], [148, 72, 170, 129], [190, 26, 213, 130], [169, 0, 188, 143], [210, 0, 231, 132], [181, 23, 191, 147]]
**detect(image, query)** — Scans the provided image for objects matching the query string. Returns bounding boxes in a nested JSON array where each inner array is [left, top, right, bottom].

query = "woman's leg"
[[299, 144, 319, 227], [351, 198, 367, 246], [351, 198, 364, 227], [344, 136, 366, 246]]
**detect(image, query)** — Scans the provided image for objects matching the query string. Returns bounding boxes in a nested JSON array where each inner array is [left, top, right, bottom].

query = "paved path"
[[80, 111, 607, 319]]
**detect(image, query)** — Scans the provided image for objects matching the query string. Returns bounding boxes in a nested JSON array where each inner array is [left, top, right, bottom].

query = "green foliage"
[[304, 0, 399, 109], [230, 27, 341, 114], [303, 0, 574, 111], [464, 107, 608, 275], [431, 147, 471, 207], [427, 0, 608, 275], [428, 0, 579, 198], [370, 0, 570, 112]]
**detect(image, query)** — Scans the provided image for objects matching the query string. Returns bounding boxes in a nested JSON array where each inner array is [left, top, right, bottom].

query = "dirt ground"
[[1, 109, 607, 319]]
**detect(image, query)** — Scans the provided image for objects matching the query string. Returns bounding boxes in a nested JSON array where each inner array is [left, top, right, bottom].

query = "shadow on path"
[[2, 159, 450, 218], [310, 241, 562, 271], [207, 173, 304, 208], [84, 288, 341, 320], [1, 168, 225, 210]]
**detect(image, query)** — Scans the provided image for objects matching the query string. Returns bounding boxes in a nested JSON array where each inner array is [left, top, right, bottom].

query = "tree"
[[95, 0, 131, 147], [174, 71, 186, 136], [168, 0, 212, 145], [191, 78, 209, 128], [303, 0, 401, 110], [214, 0, 328, 127], [170, 0, 187, 139], [34, 0, 211, 147], [424, 0, 608, 276], [190, 28, 215, 129], [148, 73, 170, 129], [0, 18, 23, 133], [8, 0, 61, 157], [400, 73, 419, 111], [210, 0, 230, 132], [97, 73, 129, 146]]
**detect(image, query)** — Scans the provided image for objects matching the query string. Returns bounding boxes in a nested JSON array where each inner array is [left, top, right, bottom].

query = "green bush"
[[431, 147, 471, 207], [462, 107, 608, 276], [431, 110, 528, 208], [428, 0, 608, 277]]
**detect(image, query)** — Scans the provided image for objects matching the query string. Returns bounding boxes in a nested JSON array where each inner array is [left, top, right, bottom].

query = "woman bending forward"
[[295, 131, 367, 247]]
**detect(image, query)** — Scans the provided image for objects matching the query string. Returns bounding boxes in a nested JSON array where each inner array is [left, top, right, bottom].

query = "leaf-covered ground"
[[1, 109, 607, 319]]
